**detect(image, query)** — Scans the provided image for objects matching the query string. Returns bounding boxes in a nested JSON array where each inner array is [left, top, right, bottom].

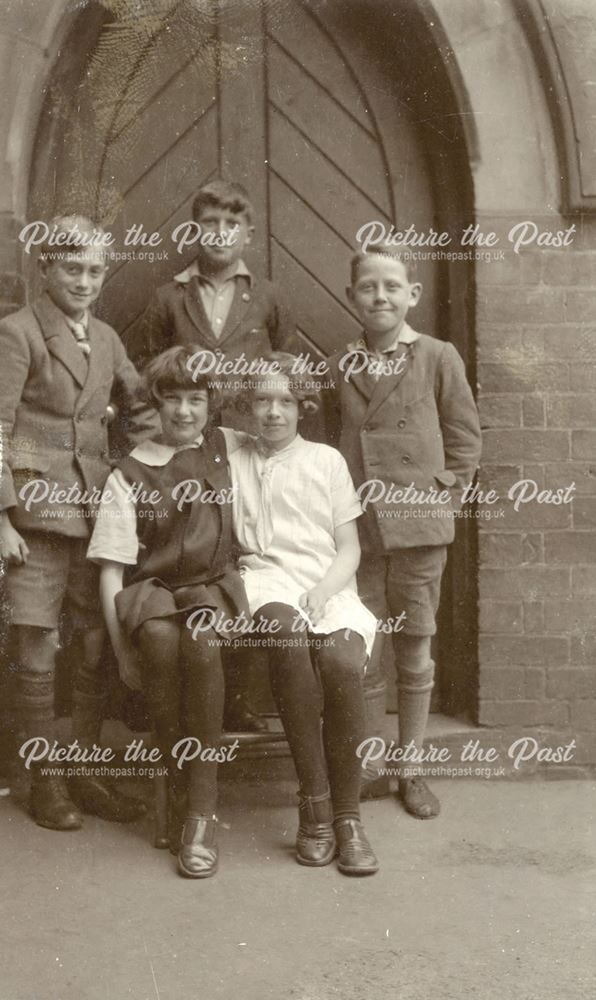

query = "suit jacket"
[[324, 328, 482, 551], [0, 293, 158, 537], [123, 270, 297, 370]]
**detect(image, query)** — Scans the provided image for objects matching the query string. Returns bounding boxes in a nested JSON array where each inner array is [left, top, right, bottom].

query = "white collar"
[[173, 259, 252, 285], [128, 434, 205, 467], [347, 322, 420, 355]]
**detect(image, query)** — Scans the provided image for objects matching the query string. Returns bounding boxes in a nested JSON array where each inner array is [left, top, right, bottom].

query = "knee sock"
[[315, 633, 367, 822], [71, 629, 107, 747], [397, 663, 435, 754], [179, 626, 225, 817], [138, 620, 181, 772], [257, 603, 328, 799], [14, 671, 56, 752]]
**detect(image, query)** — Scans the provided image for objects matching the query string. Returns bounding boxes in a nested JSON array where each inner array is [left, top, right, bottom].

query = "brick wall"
[[476, 219, 596, 768]]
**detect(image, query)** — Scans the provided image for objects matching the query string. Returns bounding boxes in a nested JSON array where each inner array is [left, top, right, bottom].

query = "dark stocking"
[[179, 626, 225, 817], [313, 632, 367, 822], [137, 619, 181, 767], [256, 603, 328, 798]]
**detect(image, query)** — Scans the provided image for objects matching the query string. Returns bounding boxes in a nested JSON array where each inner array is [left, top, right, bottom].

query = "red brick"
[[478, 363, 569, 393], [478, 287, 566, 324], [479, 601, 522, 633], [570, 364, 596, 391], [572, 567, 596, 593], [478, 394, 522, 428], [492, 501, 572, 531], [568, 699, 596, 730], [479, 666, 545, 700], [522, 395, 545, 427], [519, 465, 545, 488], [518, 252, 544, 285], [573, 498, 596, 529], [540, 250, 577, 286], [546, 668, 596, 699], [570, 633, 596, 665], [475, 256, 523, 286], [546, 394, 596, 428], [479, 699, 568, 727], [571, 430, 596, 459], [483, 429, 569, 463], [479, 635, 568, 666], [476, 328, 524, 364], [542, 327, 596, 360], [570, 733, 596, 765], [478, 464, 522, 496], [563, 290, 596, 323], [543, 599, 596, 633], [545, 532, 596, 563], [523, 601, 545, 633], [545, 463, 596, 496], [479, 566, 570, 598], [479, 533, 543, 566]]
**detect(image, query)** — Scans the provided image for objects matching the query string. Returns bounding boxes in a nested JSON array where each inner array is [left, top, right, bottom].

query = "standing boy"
[[325, 247, 481, 818], [0, 215, 157, 830], [127, 179, 297, 732]]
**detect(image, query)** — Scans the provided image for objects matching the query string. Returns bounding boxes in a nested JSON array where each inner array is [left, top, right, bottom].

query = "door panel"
[[30, 0, 447, 713]]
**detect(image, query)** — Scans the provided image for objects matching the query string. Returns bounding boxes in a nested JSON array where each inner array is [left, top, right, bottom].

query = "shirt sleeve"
[[328, 447, 363, 528], [87, 469, 139, 565]]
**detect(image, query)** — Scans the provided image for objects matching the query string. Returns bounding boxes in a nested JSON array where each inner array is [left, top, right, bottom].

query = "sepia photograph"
[[0, 1, 594, 998]]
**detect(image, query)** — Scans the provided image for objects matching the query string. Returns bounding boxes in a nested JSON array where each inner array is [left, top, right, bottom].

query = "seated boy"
[[0, 215, 157, 830], [324, 246, 482, 818], [126, 179, 297, 732]]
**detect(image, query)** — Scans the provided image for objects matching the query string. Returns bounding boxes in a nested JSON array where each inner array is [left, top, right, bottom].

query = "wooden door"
[[30, 0, 455, 714]]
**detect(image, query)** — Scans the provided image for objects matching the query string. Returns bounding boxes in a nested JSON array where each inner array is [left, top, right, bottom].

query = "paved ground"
[[2, 775, 595, 1000]]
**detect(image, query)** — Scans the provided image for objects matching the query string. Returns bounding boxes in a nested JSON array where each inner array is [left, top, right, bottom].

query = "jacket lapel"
[[183, 278, 217, 346], [364, 345, 414, 421], [33, 293, 88, 388], [219, 277, 252, 345], [77, 315, 112, 408]]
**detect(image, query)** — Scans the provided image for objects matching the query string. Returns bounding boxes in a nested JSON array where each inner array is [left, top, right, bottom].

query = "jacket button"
[[100, 416, 107, 425], [101, 450, 108, 459], [402, 455, 411, 464], [398, 419, 406, 428], [75, 448, 82, 458]]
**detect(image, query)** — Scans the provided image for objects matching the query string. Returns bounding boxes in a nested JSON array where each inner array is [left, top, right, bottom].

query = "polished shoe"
[[223, 698, 269, 734], [398, 777, 440, 819], [335, 818, 379, 876], [178, 815, 219, 878], [30, 773, 83, 831], [68, 774, 147, 823], [296, 790, 336, 867]]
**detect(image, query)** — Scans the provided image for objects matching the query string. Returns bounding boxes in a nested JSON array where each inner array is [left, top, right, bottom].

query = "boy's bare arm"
[[437, 343, 482, 505]]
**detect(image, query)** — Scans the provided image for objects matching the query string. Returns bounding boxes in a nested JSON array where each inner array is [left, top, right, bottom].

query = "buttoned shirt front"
[[174, 260, 252, 339]]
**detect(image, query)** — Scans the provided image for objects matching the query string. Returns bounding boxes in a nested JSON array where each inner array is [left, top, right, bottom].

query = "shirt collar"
[[255, 433, 304, 461], [347, 322, 419, 355], [174, 259, 252, 286], [128, 434, 205, 467], [65, 312, 89, 332]]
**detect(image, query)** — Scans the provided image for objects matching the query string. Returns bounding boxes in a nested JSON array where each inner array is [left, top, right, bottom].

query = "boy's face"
[[40, 249, 107, 320], [195, 205, 253, 273], [159, 388, 209, 447], [347, 255, 421, 339], [251, 375, 299, 452]]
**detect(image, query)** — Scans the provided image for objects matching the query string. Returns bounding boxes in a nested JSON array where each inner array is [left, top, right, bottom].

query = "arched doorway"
[[29, 0, 476, 719]]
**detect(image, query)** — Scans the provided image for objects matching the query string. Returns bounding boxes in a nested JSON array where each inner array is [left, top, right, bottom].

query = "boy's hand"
[[299, 585, 330, 625], [0, 515, 29, 565], [118, 650, 142, 692]]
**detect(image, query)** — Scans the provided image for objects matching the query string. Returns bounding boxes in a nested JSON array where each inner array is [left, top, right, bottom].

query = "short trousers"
[[357, 545, 448, 637], [3, 529, 102, 630]]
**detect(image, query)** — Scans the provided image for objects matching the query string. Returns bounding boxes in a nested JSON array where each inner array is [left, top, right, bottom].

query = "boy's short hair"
[[234, 351, 320, 415], [140, 345, 218, 409], [39, 215, 106, 263], [350, 245, 417, 285], [192, 180, 254, 226]]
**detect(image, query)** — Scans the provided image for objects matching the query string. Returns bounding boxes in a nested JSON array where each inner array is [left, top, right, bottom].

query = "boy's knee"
[[393, 634, 431, 673], [15, 626, 60, 670]]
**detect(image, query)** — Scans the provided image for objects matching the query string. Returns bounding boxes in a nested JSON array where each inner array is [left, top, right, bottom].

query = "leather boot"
[[296, 790, 336, 867], [30, 769, 83, 831], [334, 818, 379, 876], [68, 774, 146, 823]]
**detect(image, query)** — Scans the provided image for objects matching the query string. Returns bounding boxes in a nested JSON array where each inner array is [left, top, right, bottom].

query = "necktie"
[[68, 320, 91, 356]]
